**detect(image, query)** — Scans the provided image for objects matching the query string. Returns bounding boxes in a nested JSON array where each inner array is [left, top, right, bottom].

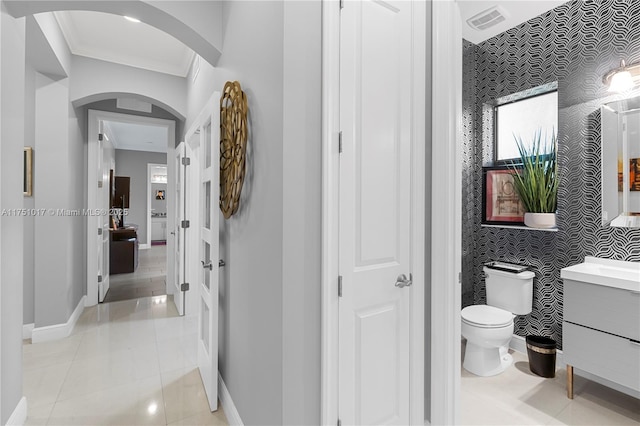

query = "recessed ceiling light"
[[124, 16, 140, 23]]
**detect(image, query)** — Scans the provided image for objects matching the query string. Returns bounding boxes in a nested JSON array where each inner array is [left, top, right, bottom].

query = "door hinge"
[[98, 180, 103, 188], [338, 275, 343, 297], [338, 131, 343, 154], [181, 157, 191, 166], [339, 0, 344, 10], [98, 228, 102, 236], [98, 133, 104, 141], [181, 220, 190, 229], [337, 419, 342, 426], [181, 283, 190, 291], [98, 275, 103, 283]]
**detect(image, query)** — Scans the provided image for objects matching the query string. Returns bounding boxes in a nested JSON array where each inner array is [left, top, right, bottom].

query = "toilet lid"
[[462, 305, 513, 327]]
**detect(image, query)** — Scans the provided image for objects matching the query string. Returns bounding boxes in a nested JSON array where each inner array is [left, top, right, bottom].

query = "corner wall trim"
[[22, 323, 34, 340], [218, 372, 243, 426], [5, 396, 27, 426], [31, 295, 86, 343]]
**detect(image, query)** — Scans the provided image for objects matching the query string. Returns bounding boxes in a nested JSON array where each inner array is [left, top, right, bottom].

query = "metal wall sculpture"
[[219, 81, 248, 219]]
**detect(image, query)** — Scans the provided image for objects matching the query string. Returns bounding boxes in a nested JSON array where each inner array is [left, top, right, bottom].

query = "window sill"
[[481, 224, 558, 232]]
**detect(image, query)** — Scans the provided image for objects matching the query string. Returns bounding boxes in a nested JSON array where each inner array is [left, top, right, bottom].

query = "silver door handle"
[[395, 273, 412, 288], [170, 231, 176, 235], [219, 259, 226, 267], [201, 261, 213, 271]]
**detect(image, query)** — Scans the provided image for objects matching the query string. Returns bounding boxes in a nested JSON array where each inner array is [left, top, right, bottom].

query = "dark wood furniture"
[[110, 227, 138, 274]]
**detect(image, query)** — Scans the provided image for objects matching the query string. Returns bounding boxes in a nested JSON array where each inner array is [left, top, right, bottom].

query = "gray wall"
[[209, 2, 285, 424], [0, 5, 25, 422], [462, 0, 640, 349], [114, 149, 167, 243], [186, 1, 323, 424]]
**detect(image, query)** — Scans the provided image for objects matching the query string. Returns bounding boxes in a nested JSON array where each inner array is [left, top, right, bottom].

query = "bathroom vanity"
[[561, 257, 640, 399]]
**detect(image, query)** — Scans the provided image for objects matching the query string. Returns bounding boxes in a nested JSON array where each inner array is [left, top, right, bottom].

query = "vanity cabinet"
[[561, 257, 640, 399]]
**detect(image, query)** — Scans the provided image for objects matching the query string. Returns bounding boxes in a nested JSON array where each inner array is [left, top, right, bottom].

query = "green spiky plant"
[[510, 130, 558, 214]]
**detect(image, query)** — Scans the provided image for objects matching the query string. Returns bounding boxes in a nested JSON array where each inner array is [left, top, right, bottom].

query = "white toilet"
[[462, 262, 534, 377]]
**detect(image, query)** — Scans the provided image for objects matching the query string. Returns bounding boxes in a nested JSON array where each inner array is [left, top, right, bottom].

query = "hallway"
[[22, 296, 228, 425], [105, 246, 167, 303]]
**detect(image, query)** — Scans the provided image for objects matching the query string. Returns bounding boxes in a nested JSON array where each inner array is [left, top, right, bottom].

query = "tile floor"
[[461, 346, 640, 425], [23, 295, 228, 426], [105, 246, 167, 303]]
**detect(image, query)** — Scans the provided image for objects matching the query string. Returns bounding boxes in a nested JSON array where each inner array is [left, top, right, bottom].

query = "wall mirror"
[[601, 96, 640, 228]]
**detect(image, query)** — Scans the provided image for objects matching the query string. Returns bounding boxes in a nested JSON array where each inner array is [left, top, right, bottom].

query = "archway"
[[4, 0, 223, 66]]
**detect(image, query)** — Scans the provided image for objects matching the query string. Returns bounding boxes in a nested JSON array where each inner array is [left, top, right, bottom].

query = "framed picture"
[[24, 147, 33, 196], [631, 158, 640, 191], [482, 166, 525, 225], [155, 189, 165, 200]]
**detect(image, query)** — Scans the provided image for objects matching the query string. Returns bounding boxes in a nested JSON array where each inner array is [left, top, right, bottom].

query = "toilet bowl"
[[462, 263, 534, 376], [462, 305, 515, 376]]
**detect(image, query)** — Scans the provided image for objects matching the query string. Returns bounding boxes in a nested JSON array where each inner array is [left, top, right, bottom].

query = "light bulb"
[[608, 70, 635, 92]]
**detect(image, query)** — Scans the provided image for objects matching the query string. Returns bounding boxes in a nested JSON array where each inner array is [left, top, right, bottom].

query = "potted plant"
[[510, 130, 559, 229]]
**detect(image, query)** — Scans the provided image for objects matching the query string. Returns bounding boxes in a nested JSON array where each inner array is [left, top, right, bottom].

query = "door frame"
[[320, 1, 427, 424], [321, 1, 463, 424], [146, 163, 168, 247], [87, 110, 176, 306]]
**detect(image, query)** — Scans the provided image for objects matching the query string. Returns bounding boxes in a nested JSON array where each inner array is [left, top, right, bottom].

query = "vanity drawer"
[[564, 322, 640, 392], [564, 279, 640, 341]]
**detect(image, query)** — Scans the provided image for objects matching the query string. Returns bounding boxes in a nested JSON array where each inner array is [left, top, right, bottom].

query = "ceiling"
[[104, 120, 168, 153], [53, 10, 194, 77], [457, 1, 570, 44]]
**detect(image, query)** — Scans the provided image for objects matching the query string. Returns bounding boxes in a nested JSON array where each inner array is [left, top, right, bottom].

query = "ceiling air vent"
[[467, 6, 508, 31]]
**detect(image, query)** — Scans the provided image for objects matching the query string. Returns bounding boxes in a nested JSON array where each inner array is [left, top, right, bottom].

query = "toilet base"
[[463, 343, 513, 376]]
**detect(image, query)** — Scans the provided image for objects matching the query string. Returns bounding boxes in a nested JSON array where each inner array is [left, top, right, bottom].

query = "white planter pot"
[[524, 212, 556, 229]]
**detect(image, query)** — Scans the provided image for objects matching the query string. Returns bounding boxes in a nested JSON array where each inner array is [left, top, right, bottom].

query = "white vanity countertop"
[[561, 257, 640, 292]]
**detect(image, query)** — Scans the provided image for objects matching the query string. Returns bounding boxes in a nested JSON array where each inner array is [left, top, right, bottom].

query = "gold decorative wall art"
[[220, 81, 248, 219]]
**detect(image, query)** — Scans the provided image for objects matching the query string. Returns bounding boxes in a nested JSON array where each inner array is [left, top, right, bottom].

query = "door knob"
[[201, 260, 213, 271], [395, 273, 413, 288]]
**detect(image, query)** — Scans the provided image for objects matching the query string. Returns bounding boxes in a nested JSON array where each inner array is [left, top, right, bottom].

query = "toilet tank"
[[484, 265, 534, 315]]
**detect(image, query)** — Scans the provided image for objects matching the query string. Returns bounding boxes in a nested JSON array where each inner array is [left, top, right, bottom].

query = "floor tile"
[[47, 376, 166, 426], [161, 368, 211, 425], [23, 362, 72, 408], [22, 334, 82, 371], [24, 402, 53, 426], [57, 343, 160, 402]]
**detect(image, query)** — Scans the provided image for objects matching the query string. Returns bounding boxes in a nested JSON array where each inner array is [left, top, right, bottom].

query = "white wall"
[[0, 5, 26, 423], [70, 56, 188, 120], [187, 2, 323, 424], [115, 149, 168, 243]]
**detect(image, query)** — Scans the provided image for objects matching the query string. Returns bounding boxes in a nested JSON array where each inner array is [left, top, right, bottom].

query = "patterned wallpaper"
[[462, 0, 640, 349]]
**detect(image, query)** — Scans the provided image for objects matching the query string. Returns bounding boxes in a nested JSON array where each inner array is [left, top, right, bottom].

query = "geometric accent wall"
[[462, 0, 640, 349]]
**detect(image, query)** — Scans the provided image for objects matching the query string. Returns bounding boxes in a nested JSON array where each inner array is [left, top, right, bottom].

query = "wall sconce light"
[[603, 59, 640, 93]]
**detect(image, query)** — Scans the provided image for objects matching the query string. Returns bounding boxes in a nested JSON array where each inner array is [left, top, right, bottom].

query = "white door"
[[339, 1, 413, 424], [175, 142, 187, 315], [196, 94, 220, 411], [97, 125, 114, 303]]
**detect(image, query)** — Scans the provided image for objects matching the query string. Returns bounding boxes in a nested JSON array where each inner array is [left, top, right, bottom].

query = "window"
[[494, 90, 558, 162]]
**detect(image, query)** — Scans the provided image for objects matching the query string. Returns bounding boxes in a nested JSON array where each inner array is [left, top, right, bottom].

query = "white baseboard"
[[31, 295, 85, 343], [218, 371, 243, 426], [6, 396, 27, 425], [22, 323, 34, 340], [139, 243, 150, 250]]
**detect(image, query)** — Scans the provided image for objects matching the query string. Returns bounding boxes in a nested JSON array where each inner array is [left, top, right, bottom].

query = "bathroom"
[[459, 0, 640, 423]]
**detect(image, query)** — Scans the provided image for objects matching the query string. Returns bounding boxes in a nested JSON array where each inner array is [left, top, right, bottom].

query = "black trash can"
[[526, 335, 557, 378]]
